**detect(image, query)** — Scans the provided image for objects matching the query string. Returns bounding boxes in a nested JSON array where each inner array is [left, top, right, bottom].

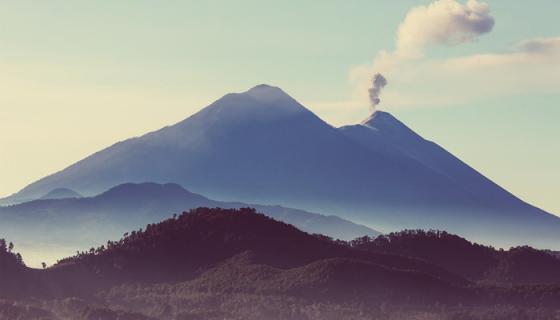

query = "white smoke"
[[362, 0, 495, 112]]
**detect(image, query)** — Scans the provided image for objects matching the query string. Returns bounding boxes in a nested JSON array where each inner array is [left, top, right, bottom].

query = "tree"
[[41, 262, 47, 269]]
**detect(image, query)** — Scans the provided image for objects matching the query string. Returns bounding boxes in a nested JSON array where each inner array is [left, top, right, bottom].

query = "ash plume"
[[368, 73, 387, 112]]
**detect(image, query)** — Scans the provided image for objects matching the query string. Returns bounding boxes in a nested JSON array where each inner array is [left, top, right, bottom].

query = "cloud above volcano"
[[396, 0, 494, 58]]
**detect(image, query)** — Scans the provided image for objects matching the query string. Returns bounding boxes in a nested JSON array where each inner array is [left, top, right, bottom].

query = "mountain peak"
[[40, 188, 82, 200], [360, 111, 422, 140], [248, 84, 279, 91], [177, 84, 312, 129], [244, 84, 296, 104], [361, 111, 399, 128]]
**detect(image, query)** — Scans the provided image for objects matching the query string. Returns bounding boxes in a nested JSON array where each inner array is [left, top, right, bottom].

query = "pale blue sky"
[[0, 1, 558, 213]]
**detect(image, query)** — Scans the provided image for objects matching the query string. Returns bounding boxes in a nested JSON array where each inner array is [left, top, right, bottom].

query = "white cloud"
[[396, 0, 494, 58]]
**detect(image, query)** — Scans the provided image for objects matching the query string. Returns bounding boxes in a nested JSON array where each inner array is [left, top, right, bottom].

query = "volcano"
[[3, 84, 559, 248]]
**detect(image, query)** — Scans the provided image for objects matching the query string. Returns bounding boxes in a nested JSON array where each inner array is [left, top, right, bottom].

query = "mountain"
[[0, 182, 378, 266], [340, 111, 521, 210], [40, 187, 82, 200], [2, 208, 560, 320], [2, 84, 559, 248], [338, 112, 560, 246]]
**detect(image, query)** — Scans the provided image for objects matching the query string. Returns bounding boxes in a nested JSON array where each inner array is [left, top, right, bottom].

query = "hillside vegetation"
[[1, 208, 560, 319]]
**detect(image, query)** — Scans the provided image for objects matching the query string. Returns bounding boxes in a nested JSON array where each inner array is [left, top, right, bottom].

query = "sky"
[[0, 0, 559, 214]]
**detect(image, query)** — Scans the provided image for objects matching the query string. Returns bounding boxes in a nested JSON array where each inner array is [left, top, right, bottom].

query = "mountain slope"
[[2, 209, 560, 319], [35, 208, 467, 297], [340, 111, 520, 209], [3, 85, 559, 248], [165, 252, 468, 304], [0, 183, 378, 266], [339, 111, 560, 246]]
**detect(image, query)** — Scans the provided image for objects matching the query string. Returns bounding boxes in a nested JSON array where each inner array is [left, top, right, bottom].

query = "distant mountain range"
[[1, 208, 560, 319], [39, 187, 82, 200], [2, 84, 559, 248], [0, 183, 377, 266]]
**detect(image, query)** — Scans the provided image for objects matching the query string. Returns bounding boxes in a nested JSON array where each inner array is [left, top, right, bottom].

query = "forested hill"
[[51, 207, 464, 295], [2, 208, 560, 319], [351, 229, 560, 284]]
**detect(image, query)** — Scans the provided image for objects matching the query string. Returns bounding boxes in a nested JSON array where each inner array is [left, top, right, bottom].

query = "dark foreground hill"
[[0, 183, 378, 266], [350, 230, 560, 285], [1, 208, 560, 320], [43, 208, 464, 298]]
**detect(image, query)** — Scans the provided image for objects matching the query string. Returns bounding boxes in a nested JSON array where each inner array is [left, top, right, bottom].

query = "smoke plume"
[[368, 73, 387, 112]]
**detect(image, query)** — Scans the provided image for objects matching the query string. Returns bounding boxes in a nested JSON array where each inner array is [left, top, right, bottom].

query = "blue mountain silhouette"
[[2, 85, 558, 248]]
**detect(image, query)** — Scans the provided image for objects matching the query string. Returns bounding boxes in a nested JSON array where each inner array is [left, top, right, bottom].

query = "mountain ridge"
[[0, 182, 379, 266], [1, 208, 467, 298], [2, 85, 559, 249]]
